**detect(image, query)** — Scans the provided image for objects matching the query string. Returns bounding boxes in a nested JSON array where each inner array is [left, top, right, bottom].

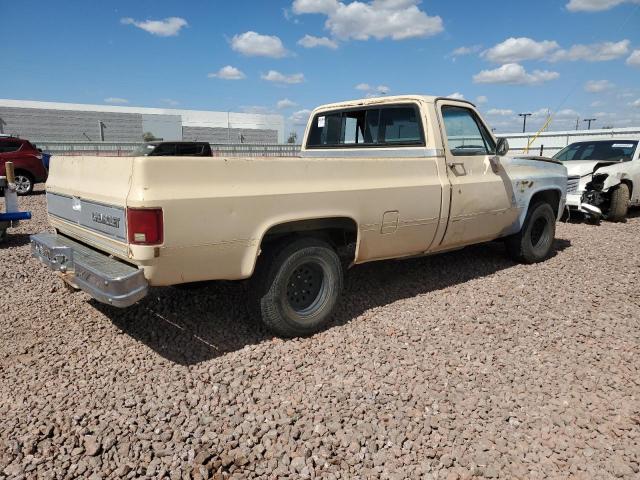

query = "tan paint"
[[45, 95, 565, 286]]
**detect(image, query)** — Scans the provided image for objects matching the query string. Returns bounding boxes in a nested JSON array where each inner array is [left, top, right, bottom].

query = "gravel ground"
[[1, 187, 639, 480]]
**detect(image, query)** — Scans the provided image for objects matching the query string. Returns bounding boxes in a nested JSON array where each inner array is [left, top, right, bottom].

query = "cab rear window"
[[306, 104, 424, 148]]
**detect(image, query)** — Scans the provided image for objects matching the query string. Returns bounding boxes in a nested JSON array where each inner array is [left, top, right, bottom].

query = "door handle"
[[447, 161, 466, 175]]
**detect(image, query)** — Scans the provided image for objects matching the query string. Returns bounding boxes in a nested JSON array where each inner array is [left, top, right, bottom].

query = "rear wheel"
[[250, 237, 343, 338], [14, 171, 34, 196], [505, 202, 556, 264], [607, 183, 629, 222]]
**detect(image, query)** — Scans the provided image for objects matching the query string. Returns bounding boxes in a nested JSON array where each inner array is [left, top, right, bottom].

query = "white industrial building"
[[0, 99, 285, 144]]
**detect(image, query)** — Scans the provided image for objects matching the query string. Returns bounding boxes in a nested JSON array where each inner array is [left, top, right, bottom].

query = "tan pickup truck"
[[32, 96, 567, 337]]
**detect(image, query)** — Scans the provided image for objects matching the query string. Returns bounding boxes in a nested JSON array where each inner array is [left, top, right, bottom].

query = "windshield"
[[129, 144, 156, 156], [553, 141, 638, 162]]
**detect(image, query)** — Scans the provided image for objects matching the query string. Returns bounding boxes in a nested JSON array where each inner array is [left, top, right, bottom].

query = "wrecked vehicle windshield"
[[553, 141, 638, 162]]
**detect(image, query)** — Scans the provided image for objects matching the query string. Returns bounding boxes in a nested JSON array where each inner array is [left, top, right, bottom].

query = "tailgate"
[[45, 155, 134, 252]]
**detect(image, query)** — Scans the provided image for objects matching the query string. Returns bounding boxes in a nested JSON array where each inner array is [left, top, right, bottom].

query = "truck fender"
[[242, 214, 361, 278], [512, 186, 564, 234]]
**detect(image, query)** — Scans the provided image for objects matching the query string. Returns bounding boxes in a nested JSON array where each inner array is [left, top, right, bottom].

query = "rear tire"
[[250, 237, 343, 338], [505, 202, 556, 264], [607, 183, 629, 222], [14, 171, 34, 196]]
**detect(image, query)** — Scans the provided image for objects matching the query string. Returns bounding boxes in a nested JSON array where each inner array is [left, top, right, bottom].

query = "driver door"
[[438, 102, 517, 247]]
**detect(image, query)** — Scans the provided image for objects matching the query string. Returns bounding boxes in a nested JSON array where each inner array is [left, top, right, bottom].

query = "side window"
[[150, 143, 176, 156], [0, 141, 22, 153], [442, 106, 495, 156], [177, 144, 201, 156], [306, 105, 423, 148]]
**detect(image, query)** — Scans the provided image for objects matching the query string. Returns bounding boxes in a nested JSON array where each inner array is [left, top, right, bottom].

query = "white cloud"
[[556, 109, 580, 117], [447, 92, 465, 100], [104, 97, 129, 104], [590, 100, 605, 107], [293, 0, 443, 41], [630, 99, 640, 108], [482, 37, 559, 63], [277, 99, 299, 109], [289, 109, 313, 125], [231, 31, 289, 58], [584, 79, 614, 92], [355, 83, 390, 96], [451, 45, 482, 57], [550, 40, 629, 62], [293, 0, 339, 14], [475, 95, 488, 105], [120, 17, 188, 37], [487, 108, 514, 116], [532, 108, 551, 117], [627, 50, 640, 67], [473, 63, 559, 85], [208, 65, 246, 80], [261, 70, 305, 84], [160, 98, 180, 106], [566, 0, 640, 12], [298, 34, 339, 49]]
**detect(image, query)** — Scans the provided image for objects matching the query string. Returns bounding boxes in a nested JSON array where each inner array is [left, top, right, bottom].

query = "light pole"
[[518, 113, 532, 133], [583, 118, 596, 130]]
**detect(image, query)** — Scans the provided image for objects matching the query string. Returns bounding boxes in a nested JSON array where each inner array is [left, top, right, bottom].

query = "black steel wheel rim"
[[285, 262, 325, 314]]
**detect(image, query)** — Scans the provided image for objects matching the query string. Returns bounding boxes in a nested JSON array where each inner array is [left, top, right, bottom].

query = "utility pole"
[[583, 118, 596, 130], [518, 113, 532, 133], [575, 117, 580, 131]]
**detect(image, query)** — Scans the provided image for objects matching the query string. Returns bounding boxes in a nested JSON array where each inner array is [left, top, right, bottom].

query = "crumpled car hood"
[[563, 160, 617, 177]]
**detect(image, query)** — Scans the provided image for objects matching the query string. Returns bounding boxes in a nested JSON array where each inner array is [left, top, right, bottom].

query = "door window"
[[442, 106, 495, 156]]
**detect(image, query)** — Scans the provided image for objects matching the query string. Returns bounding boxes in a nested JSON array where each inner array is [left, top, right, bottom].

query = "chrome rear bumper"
[[31, 232, 148, 307]]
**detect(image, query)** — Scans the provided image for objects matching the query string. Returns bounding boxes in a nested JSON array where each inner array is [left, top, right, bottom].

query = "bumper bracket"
[[31, 232, 148, 307]]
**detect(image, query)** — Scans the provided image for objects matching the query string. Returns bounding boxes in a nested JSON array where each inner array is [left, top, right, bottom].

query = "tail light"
[[127, 208, 163, 245]]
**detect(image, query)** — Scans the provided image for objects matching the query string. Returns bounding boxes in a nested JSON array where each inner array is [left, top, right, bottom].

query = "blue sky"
[[2, 0, 640, 135]]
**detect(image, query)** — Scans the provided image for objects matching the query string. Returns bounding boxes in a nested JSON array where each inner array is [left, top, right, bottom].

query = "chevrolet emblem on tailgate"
[[92, 212, 121, 228]]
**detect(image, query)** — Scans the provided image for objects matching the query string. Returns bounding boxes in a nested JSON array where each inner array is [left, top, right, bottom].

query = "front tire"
[[505, 202, 556, 264], [607, 183, 629, 222], [14, 171, 34, 196], [250, 237, 343, 338]]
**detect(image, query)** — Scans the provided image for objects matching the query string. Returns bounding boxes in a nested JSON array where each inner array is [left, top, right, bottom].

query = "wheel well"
[[621, 179, 633, 197], [14, 169, 34, 180], [530, 189, 560, 217], [261, 217, 358, 252]]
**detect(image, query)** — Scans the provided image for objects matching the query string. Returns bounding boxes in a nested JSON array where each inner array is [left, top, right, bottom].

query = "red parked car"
[[0, 136, 48, 195]]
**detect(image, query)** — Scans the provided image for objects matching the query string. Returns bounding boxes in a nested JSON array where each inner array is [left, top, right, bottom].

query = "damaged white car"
[[553, 140, 639, 221]]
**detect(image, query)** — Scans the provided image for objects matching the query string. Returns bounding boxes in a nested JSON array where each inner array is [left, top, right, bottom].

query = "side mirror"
[[496, 137, 509, 156]]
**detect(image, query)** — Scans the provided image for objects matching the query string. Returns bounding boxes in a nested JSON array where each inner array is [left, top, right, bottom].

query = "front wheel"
[[505, 202, 556, 264], [250, 237, 343, 338], [607, 183, 629, 222], [14, 172, 34, 195]]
